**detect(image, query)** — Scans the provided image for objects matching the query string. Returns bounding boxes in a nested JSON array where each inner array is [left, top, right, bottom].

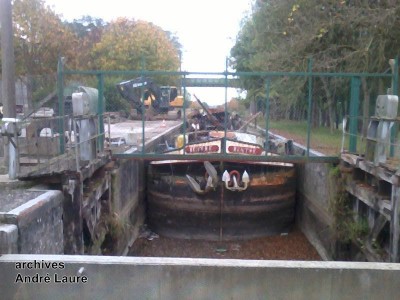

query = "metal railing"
[[342, 114, 400, 164], [56, 57, 398, 164], [3, 58, 398, 178], [5, 113, 110, 178]]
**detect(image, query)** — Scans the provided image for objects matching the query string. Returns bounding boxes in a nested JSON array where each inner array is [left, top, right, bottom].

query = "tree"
[[231, 0, 400, 130], [12, 0, 79, 105], [65, 16, 107, 69], [13, 0, 78, 74], [89, 18, 181, 112], [91, 18, 180, 73]]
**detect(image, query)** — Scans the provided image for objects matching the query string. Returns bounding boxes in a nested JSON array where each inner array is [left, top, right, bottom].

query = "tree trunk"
[[26, 75, 34, 112], [321, 77, 335, 133], [312, 101, 318, 127]]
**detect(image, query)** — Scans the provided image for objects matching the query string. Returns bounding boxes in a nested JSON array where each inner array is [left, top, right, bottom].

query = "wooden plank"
[[367, 214, 388, 246], [345, 181, 391, 220], [358, 160, 394, 183], [82, 174, 110, 209], [340, 153, 363, 166], [341, 153, 397, 184]]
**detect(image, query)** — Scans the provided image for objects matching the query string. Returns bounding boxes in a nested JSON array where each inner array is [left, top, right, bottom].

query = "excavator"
[[116, 76, 184, 120]]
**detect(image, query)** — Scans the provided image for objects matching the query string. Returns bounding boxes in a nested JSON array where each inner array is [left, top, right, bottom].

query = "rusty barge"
[[147, 128, 296, 240]]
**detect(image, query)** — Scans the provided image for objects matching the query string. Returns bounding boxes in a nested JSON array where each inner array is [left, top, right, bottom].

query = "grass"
[[263, 119, 366, 155]]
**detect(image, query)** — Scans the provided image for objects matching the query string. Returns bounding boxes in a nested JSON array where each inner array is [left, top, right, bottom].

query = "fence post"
[[390, 57, 399, 157], [182, 73, 187, 152], [141, 57, 146, 155], [97, 73, 104, 152], [265, 78, 271, 152], [349, 76, 361, 153], [57, 57, 65, 154], [223, 58, 228, 155], [306, 58, 313, 157]]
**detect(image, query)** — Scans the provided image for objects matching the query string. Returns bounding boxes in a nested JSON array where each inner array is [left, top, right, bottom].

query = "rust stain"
[[173, 179, 187, 185], [250, 170, 294, 186]]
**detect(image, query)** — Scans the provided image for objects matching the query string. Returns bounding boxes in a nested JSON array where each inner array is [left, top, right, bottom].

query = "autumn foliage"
[[91, 18, 180, 71], [8, 0, 181, 77], [3, 0, 182, 111]]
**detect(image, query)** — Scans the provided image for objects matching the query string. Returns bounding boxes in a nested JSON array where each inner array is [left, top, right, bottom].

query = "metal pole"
[[182, 73, 187, 151], [57, 57, 65, 154], [390, 57, 399, 157], [107, 113, 111, 148], [7, 122, 19, 179], [393, 57, 399, 96], [97, 74, 105, 152], [224, 58, 228, 155], [1, 0, 16, 173], [141, 57, 145, 155], [73, 117, 80, 171], [265, 79, 271, 153], [349, 77, 361, 153], [306, 58, 313, 157]]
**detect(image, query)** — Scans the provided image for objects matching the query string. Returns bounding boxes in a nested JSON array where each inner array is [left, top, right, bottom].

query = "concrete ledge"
[[0, 255, 399, 300], [1, 190, 62, 226], [0, 191, 64, 254], [0, 174, 34, 189], [0, 224, 18, 254]]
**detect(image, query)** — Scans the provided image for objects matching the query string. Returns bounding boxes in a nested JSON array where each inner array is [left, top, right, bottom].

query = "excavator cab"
[[117, 77, 184, 119], [144, 86, 183, 112], [166, 87, 184, 108]]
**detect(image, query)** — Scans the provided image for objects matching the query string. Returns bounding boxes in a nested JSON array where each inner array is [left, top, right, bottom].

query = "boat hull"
[[147, 161, 296, 240]]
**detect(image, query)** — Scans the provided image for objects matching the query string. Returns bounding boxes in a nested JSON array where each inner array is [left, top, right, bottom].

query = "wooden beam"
[[366, 214, 387, 249], [390, 186, 400, 262], [345, 181, 391, 220]]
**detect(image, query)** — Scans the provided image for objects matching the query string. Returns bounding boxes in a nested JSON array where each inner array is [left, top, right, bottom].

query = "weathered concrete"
[[62, 176, 84, 254], [110, 159, 146, 255], [267, 129, 338, 260], [297, 163, 336, 260], [0, 190, 63, 254], [0, 136, 4, 157], [0, 255, 399, 300], [108, 119, 182, 152], [0, 224, 18, 253]]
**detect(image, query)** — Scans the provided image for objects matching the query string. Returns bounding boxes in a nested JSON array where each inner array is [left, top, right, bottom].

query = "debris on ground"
[[138, 224, 159, 241], [130, 227, 321, 260]]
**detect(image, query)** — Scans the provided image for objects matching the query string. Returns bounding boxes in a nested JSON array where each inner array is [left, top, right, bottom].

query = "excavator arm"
[[116, 76, 162, 115]]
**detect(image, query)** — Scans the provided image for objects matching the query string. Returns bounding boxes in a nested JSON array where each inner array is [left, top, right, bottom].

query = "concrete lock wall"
[[0, 190, 64, 254], [110, 159, 146, 254], [0, 255, 399, 300], [283, 133, 336, 260], [296, 163, 336, 260], [0, 224, 18, 253]]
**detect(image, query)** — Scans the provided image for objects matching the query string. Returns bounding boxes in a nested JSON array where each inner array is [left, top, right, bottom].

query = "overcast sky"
[[45, 0, 251, 71], [44, 0, 252, 104]]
